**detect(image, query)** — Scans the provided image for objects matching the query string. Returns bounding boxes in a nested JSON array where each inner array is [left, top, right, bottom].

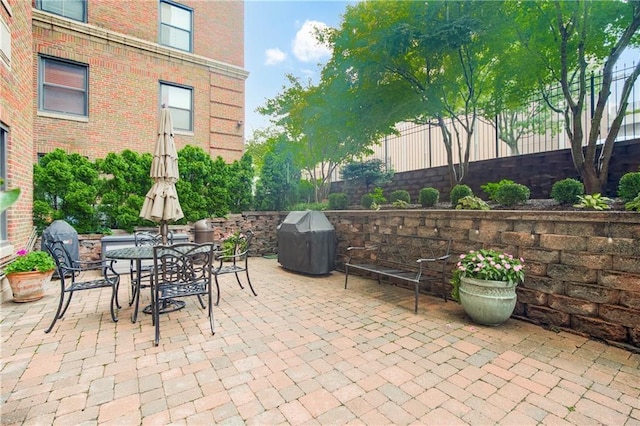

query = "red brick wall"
[[31, 1, 246, 162], [1, 0, 34, 251]]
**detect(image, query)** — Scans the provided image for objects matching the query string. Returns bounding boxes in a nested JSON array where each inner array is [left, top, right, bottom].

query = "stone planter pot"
[[6, 270, 54, 302], [458, 276, 517, 326]]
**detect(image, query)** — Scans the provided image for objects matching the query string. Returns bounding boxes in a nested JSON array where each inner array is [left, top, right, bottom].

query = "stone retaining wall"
[[27, 209, 640, 350]]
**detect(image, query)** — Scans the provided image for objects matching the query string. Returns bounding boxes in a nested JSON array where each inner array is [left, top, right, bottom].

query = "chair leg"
[[114, 278, 122, 310], [344, 266, 349, 289], [154, 296, 160, 346], [44, 289, 67, 333], [208, 288, 215, 335], [234, 272, 244, 289], [110, 279, 119, 323], [214, 274, 221, 306], [245, 269, 257, 297], [414, 282, 419, 314], [59, 290, 74, 318]]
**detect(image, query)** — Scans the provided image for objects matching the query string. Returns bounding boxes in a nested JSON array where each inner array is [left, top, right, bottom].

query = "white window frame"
[[36, 0, 87, 22], [159, 0, 193, 53], [38, 56, 89, 118], [160, 82, 193, 132], [0, 124, 12, 258]]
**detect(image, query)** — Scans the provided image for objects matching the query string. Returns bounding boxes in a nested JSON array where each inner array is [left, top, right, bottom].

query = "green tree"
[[508, 1, 640, 194], [253, 137, 300, 211], [176, 145, 230, 222], [33, 148, 101, 233], [227, 153, 255, 213], [96, 149, 152, 232], [340, 159, 394, 198], [323, 0, 510, 189]]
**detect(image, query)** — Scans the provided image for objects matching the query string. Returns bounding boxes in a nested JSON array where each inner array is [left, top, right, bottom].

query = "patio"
[[1, 257, 639, 425]]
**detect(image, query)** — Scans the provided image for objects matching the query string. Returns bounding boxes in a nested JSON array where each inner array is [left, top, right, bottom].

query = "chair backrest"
[[221, 230, 253, 259], [153, 243, 214, 286], [135, 231, 172, 247], [44, 239, 77, 271]]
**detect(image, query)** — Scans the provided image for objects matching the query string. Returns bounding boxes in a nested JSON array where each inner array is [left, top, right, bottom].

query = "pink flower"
[[459, 254, 466, 259], [495, 264, 502, 269], [16, 249, 28, 256], [504, 263, 511, 270], [477, 254, 485, 261]]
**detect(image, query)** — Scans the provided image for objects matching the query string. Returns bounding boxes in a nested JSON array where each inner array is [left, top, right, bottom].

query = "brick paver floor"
[[2, 257, 639, 425]]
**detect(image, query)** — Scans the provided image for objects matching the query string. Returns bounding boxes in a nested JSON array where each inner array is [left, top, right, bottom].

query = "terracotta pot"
[[6, 270, 54, 302], [458, 276, 518, 326]]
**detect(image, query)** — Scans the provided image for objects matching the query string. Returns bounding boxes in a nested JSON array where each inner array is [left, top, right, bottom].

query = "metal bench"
[[344, 234, 452, 313]]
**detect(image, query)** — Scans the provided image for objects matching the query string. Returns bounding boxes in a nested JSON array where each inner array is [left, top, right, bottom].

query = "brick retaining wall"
[[19, 209, 638, 350]]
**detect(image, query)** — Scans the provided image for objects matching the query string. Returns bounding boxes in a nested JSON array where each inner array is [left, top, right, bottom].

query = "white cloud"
[[264, 48, 286, 66], [292, 20, 331, 63]]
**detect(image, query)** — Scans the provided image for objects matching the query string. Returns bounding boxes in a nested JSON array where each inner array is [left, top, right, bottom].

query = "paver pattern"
[[2, 257, 639, 425]]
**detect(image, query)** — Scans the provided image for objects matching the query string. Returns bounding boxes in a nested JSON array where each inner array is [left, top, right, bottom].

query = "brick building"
[[1, 0, 247, 257]]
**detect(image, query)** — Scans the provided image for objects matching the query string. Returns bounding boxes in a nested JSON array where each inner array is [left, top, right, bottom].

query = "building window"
[[0, 16, 10, 69], [37, 0, 87, 22], [39, 56, 88, 117], [159, 0, 192, 52], [161, 82, 193, 132]]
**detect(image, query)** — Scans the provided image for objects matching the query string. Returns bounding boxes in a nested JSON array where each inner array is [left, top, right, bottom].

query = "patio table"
[[105, 246, 186, 322]]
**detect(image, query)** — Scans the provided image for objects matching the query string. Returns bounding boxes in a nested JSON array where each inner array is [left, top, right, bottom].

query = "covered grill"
[[277, 211, 335, 275], [42, 220, 79, 276]]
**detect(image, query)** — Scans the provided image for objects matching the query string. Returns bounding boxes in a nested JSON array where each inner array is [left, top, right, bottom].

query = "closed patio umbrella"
[[140, 105, 184, 244]]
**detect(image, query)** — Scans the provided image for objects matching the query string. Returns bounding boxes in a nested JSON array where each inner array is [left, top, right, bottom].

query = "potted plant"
[[3, 249, 56, 302], [451, 248, 525, 326]]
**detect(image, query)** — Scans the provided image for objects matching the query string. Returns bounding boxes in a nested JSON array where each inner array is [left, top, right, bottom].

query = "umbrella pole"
[[160, 221, 168, 245]]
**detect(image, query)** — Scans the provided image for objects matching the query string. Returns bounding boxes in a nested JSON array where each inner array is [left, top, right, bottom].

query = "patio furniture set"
[[42, 230, 255, 346]]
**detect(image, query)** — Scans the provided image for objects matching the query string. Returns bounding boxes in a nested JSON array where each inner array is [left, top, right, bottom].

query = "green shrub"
[[624, 193, 640, 211], [550, 178, 584, 205], [618, 169, 640, 203], [419, 187, 439, 207], [370, 187, 387, 204], [481, 179, 515, 202], [289, 202, 328, 211], [392, 200, 409, 209], [450, 184, 473, 206], [389, 190, 410, 204], [361, 194, 374, 209], [328, 193, 349, 210], [573, 194, 612, 210], [494, 183, 531, 206], [455, 195, 490, 210]]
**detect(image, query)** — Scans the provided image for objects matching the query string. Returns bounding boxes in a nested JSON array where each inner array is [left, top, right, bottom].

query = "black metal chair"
[[129, 230, 173, 321], [212, 230, 256, 306], [152, 242, 216, 346], [44, 240, 121, 333]]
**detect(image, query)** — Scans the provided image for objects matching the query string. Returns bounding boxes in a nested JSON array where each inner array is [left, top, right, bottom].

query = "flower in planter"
[[3, 250, 56, 275], [451, 248, 524, 301]]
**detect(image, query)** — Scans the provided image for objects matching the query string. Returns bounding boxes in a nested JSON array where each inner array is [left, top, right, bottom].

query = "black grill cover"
[[42, 220, 79, 261], [278, 211, 335, 275]]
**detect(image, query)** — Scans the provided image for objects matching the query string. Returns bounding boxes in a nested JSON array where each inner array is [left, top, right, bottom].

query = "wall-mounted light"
[[237, 120, 243, 128], [606, 221, 613, 244], [530, 223, 536, 239], [433, 219, 439, 234]]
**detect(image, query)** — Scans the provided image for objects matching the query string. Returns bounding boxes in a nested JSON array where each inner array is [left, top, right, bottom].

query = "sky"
[[244, 0, 355, 136]]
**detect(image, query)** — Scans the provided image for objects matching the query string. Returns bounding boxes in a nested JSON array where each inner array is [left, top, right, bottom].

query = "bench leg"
[[344, 266, 349, 289], [414, 283, 419, 314]]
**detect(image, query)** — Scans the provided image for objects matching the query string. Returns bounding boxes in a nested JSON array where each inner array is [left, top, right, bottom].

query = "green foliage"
[[419, 187, 440, 207], [370, 187, 386, 204], [34, 149, 101, 233], [3, 250, 56, 274], [297, 180, 315, 204], [328, 193, 349, 210], [450, 184, 473, 206], [389, 190, 410, 204], [360, 194, 374, 209], [573, 194, 612, 210], [220, 232, 248, 258], [96, 150, 152, 233], [0, 187, 20, 213], [481, 179, 515, 202], [618, 170, 640, 203], [551, 178, 584, 205], [494, 183, 530, 207], [392, 200, 409, 209], [254, 138, 300, 211], [624, 193, 640, 211], [455, 195, 490, 210], [341, 160, 393, 192], [289, 202, 329, 211], [227, 153, 255, 213]]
